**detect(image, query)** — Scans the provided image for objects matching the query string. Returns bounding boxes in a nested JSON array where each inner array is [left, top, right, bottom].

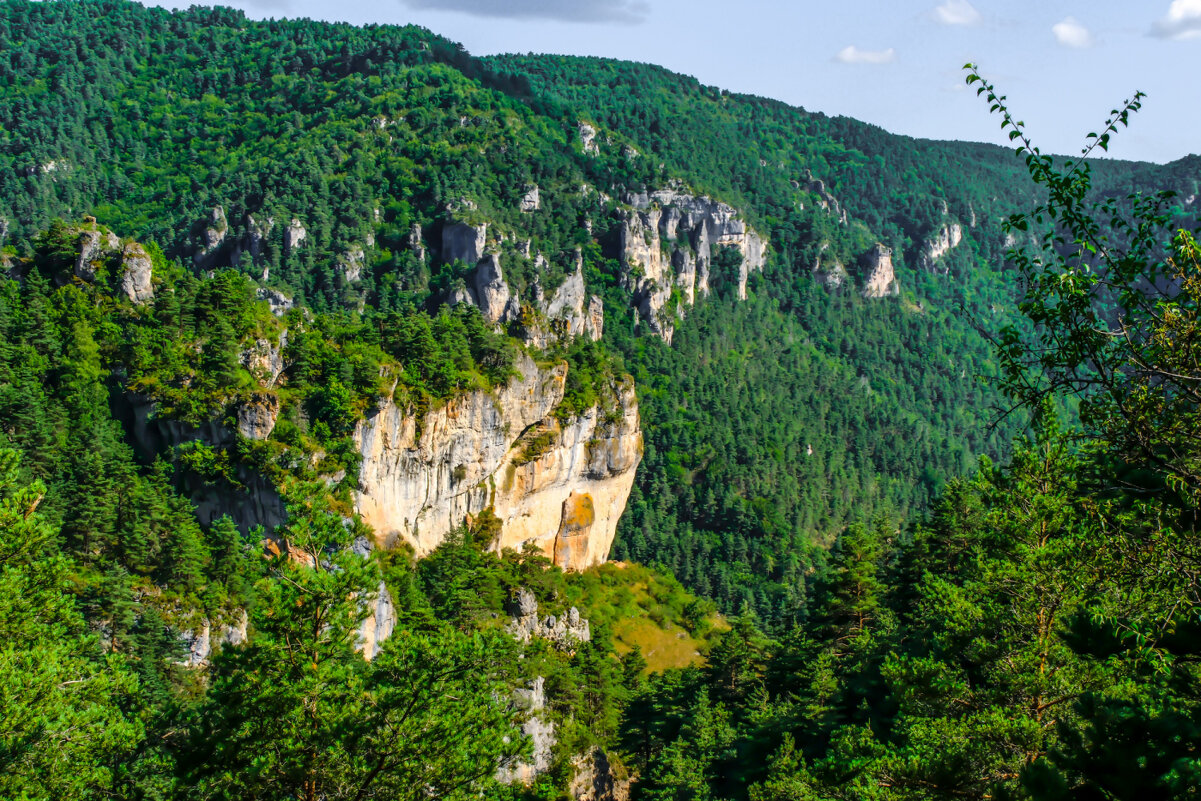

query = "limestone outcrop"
[[507, 587, 591, 648], [194, 206, 228, 268], [178, 611, 249, 667], [74, 226, 120, 281], [283, 218, 306, 255], [443, 222, 487, 267], [236, 392, 280, 441], [240, 330, 288, 387], [919, 221, 963, 273], [231, 213, 274, 273], [578, 122, 599, 155], [114, 393, 288, 532], [408, 222, 426, 261], [338, 245, 366, 284], [521, 185, 541, 212], [439, 222, 519, 323], [620, 188, 768, 342], [357, 579, 396, 661], [801, 171, 848, 225], [811, 242, 850, 290], [860, 243, 899, 299], [353, 352, 641, 570], [257, 287, 294, 316], [544, 258, 604, 342], [473, 253, 517, 323], [587, 295, 605, 340], [497, 675, 557, 785], [120, 242, 154, 304], [570, 750, 630, 801]]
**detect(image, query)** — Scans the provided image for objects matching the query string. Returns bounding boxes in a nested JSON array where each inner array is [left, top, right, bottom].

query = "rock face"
[[919, 221, 963, 273], [860, 243, 899, 299], [443, 222, 487, 267], [257, 287, 294, 317], [520, 185, 541, 212], [497, 675, 557, 785], [114, 393, 287, 532], [499, 594, 626, 796], [507, 587, 591, 648], [353, 352, 641, 570], [620, 188, 768, 342], [120, 242, 154, 304], [811, 242, 850, 290], [241, 330, 288, 387], [231, 214, 274, 274], [73, 226, 120, 281], [473, 253, 517, 323], [570, 749, 630, 801], [578, 122, 599, 155], [440, 222, 517, 322], [338, 245, 366, 284], [408, 222, 426, 261], [519, 255, 604, 348], [283, 218, 306, 256], [236, 392, 280, 441], [194, 206, 228, 267], [802, 171, 849, 225], [245, 214, 273, 261], [587, 295, 605, 340], [178, 611, 249, 667], [544, 259, 604, 342], [358, 579, 396, 660]]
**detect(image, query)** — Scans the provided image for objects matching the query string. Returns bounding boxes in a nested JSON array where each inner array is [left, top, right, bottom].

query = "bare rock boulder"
[[120, 243, 154, 304], [860, 243, 899, 299], [236, 392, 280, 441]]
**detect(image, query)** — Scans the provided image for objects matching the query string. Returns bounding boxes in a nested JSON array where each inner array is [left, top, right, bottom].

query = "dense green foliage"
[[611, 287, 1006, 625], [0, 216, 636, 798], [2, 2, 1201, 798], [600, 79, 1201, 801], [10, 0, 1190, 626]]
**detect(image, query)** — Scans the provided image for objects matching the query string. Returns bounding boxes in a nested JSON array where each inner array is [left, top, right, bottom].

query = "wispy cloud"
[[1052, 17, 1094, 48], [932, 0, 981, 26], [397, 0, 649, 24], [834, 45, 897, 65], [1151, 0, 1201, 39], [840, 45, 898, 65]]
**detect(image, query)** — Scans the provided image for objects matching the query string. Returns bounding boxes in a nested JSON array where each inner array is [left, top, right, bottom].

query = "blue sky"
[[147, 0, 1201, 164]]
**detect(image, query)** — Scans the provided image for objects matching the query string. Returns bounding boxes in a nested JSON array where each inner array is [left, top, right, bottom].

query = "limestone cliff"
[[919, 221, 964, 273], [354, 352, 641, 570], [860, 243, 899, 299], [620, 188, 768, 342], [120, 242, 155, 304], [193, 206, 229, 268], [432, 182, 762, 348]]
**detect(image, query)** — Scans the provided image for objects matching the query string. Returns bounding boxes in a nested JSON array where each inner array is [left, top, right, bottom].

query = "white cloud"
[[933, 0, 981, 26], [1052, 17, 1094, 48], [1151, 0, 1201, 39], [834, 45, 896, 65]]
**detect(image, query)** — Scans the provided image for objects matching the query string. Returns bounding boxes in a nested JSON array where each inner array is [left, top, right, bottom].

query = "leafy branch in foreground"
[[965, 64, 1201, 508]]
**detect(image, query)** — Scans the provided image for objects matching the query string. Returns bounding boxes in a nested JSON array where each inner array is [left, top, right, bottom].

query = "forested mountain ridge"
[[2, 1, 1200, 798], [0, 0, 1109, 623]]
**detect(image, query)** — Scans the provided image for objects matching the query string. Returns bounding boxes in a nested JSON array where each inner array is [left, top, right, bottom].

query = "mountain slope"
[[5, 1, 1196, 629]]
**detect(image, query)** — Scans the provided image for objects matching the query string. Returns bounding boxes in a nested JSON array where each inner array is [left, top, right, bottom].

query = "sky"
[[145, 0, 1201, 164]]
